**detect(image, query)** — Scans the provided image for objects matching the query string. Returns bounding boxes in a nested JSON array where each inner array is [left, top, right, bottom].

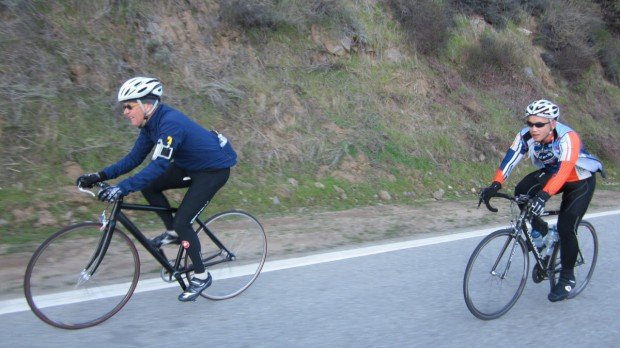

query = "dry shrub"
[[537, 1, 605, 82], [304, 0, 353, 24], [599, 38, 620, 86], [385, 0, 453, 55], [303, 0, 367, 46], [555, 43, 599, 82], [464, 31, 528, 86], [219, 0, 367, 48], [219, 0, 284, 30], [451, 0, 523, 29], [521, 0, 551, 17], [594, 0, 620, 34], [220, 1, 363, 32]]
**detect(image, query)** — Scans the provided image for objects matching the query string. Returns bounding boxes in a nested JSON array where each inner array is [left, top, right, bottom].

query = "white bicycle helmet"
[[525, 99, 560, 119], [117, 77, 163, 102]]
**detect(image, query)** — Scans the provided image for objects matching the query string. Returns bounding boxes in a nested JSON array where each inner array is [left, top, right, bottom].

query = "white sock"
[[194, 272, 209, 280], [166, 230, 178, 237]]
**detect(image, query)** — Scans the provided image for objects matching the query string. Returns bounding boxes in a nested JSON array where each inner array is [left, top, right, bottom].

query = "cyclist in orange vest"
[[479, 99, 605, 302]]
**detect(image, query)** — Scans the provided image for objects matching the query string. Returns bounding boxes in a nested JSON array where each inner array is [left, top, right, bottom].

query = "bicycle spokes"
[[463, 229, 529, 320], [24, 223, 140, 329], [186, 211, 266, 300]]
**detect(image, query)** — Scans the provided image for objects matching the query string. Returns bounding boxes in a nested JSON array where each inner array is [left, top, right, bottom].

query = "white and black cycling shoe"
[[548, 275, 576, 302], [151, 231, 180, 248], [178, 273, 212, 302]]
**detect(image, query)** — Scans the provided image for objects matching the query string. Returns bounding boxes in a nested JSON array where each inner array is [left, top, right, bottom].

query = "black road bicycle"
[[24, 182, 267, 329], [463, 192, 597, 320]]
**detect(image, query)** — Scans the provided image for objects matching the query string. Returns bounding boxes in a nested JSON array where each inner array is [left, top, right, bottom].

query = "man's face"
[[122, 102, 146, 127], [526, 115, 555, 143]]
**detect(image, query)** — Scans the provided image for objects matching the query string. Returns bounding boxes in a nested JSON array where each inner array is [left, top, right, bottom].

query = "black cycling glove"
[[527, 191, 550, 217], [479, 181, 501, 207], [98, 185, 124, 202], [76, 172, 107, 188]]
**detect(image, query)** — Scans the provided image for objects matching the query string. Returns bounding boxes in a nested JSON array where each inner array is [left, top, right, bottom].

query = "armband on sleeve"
[[152, 139, 173, 160], [212, 130, 228, 148]]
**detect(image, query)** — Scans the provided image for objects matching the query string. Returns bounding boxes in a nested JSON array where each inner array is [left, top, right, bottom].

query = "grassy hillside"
[[1, 0, 619, 245]]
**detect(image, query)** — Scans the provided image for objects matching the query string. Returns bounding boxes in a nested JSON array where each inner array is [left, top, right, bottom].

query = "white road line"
[[3, 209, 619, 315], [263, 209, 620, 271]]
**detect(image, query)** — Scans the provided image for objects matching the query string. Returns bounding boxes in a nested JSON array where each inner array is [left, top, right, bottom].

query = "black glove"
[[526, 191, 550, 217], [76, 172, 107, 188], [98, 185, 124, 202], [479, 181, 501, 207]]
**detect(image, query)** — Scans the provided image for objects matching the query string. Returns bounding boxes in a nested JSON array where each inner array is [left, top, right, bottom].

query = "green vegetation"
[[0, 0, 618, 246]]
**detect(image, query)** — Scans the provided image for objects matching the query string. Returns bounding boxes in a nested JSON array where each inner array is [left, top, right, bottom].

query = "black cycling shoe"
[[178, 273, 212, 302], [548, 275, 576, 302], [151, 231, 180, 248]]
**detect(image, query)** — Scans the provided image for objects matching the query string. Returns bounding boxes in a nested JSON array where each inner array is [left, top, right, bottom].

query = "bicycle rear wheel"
[[24, 223, 140, 329], [549, 220, 597, 299], [463, 229, 529, 320], [186, 210, 267, 300]]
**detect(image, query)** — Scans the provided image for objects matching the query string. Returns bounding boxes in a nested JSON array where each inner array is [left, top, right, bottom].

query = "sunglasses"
[[123, 103, 138, 111], [526, 121, 550, 128]]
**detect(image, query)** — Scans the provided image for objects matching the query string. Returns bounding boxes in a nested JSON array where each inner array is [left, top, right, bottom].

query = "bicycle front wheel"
[[187, 210, 267, 300], [24, 223, 140, 329], [549, 220, 598, 299], [463, 229, 529, 320]]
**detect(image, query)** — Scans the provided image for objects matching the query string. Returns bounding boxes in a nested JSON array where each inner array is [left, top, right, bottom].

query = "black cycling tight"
[[515, 170, 596, 272], [142, 164, 230, 274]]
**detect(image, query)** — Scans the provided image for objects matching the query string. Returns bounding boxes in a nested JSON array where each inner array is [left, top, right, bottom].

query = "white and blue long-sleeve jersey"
[[493, 122, 604, 195]]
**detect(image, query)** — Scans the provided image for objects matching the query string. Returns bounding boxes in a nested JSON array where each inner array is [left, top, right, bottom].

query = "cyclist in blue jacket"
[[77, 77, 237, 301]]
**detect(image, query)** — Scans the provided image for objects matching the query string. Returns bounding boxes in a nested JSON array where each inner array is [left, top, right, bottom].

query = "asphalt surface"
[[1, 211, 618, 347]]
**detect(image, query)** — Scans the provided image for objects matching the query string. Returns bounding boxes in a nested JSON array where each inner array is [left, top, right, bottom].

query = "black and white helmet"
[[525, 99, 560, 120], [117, 77, 163, 102]]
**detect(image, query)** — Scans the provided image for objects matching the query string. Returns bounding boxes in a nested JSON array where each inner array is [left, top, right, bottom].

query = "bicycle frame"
[[518, 209, 560, 271], [486, 193, 561, 277], [83, 197, 236, 291]]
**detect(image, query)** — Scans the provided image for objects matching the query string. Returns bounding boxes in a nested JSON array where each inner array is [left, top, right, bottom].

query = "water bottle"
[[542, 226, 559, 256], [531, 229, 543, 249]]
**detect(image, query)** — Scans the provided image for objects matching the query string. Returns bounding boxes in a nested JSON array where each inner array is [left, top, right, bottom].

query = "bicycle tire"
[[548, 220, 597, 299], [184, 210, 267, 300], [463, 229, 529, 320], [24, 222, 140, 329]]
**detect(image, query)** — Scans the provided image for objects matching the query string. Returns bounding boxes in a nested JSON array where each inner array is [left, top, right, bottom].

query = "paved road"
[[1, 211, 618, 347]]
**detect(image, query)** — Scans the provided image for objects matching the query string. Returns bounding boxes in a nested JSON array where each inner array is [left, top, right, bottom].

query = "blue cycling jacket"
[[102, 104, 237, 194]]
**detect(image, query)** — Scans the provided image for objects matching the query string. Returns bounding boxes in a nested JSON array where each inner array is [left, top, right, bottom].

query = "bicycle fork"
[[77, 226, 115, 286], [76, 208, 119, 286], [491, 233, 521, 279]]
